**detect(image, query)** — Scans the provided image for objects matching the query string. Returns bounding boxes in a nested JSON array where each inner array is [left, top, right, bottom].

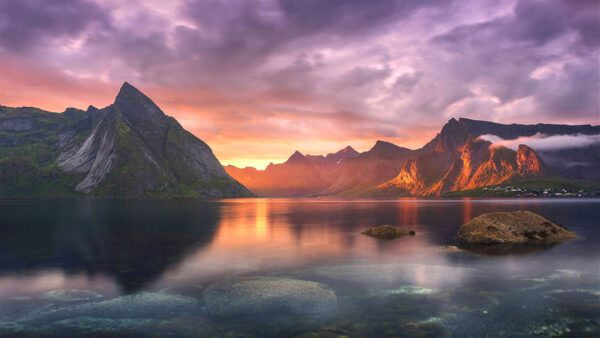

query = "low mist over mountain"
[[0, 83, 250, 197], [227, 118, 600, 197]]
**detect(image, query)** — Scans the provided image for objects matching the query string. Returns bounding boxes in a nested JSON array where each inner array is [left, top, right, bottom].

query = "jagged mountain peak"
[[48, 83, 251, 197], [114, 82, 165, 123], [330, 145, 358, 157], [436, 117, 469, 153], [341, 145, 357, 153], [370, 140, 399, 152], [285, 150, 309, 164], [322, 145, 360, 164], [115, 82, 145, 102], [517, 144, 546, 176], [116, 81, 141, 96]]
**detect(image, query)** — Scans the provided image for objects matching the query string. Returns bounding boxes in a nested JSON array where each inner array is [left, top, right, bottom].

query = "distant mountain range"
[[2, 83, 598, 198], [226, 118, 600, 196], [0, 83, 250, 197]]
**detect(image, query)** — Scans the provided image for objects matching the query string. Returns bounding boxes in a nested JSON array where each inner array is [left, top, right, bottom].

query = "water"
[[0, 198, 598, 337]]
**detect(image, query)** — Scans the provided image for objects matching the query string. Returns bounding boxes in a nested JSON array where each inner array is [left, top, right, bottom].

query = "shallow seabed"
[[0, 198, 598, 337]]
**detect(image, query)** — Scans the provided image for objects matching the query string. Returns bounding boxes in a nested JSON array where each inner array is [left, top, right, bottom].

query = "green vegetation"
[[0, 106, 91, 197], [443, 177, 600, 197], [0, 102, 251, 198]]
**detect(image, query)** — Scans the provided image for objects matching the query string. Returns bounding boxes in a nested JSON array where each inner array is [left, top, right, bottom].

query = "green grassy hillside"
[[443, 177, 600, 197]]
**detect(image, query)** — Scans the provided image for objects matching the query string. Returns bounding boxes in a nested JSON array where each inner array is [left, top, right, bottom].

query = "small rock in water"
[[457, 211, 576, 245], [201, 276, 337, 316], [361, 225, 415, 239], [440, 246, 462, 253]]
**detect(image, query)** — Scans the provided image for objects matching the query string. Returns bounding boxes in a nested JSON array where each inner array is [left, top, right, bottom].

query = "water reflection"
[[0, 199, 220, 292], [0, 199, 597, 289], [0, 198, 598, 336]]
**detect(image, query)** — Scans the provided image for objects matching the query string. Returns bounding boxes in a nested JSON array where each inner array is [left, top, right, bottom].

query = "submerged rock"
[[201, 276, 337, 316], [18, 292, 198, 325], [41, 289, 103, 303], [378, 285, 438, 295], [546, 290, 600, 312], [45, 317, 163, 333], [457, 211, 575, 245], [362, 225, 415, 239]]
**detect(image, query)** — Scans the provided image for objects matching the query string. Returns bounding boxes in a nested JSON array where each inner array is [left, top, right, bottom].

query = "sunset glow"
[[1, 0, 598, 168]]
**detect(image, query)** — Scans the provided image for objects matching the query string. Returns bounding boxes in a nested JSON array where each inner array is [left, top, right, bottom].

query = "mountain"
[[321, 141, 414, 196], [458, 117, 600, 181], [303, 146, 360, 167], [457, 117, 599, 138], [0, 82, 250, 197], [377, 118, 594, 196], [378, 137, 547, 196], [226, 117, 599, 197], [224, 146, 361, 196], [225, 142, 415, 196]]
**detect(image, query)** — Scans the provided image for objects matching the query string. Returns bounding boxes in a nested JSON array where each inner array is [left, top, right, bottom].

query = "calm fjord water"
[[0, 198, 598, 337]]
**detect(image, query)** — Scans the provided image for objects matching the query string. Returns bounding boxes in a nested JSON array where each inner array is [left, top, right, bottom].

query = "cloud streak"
[[479, 133, 600, 151]]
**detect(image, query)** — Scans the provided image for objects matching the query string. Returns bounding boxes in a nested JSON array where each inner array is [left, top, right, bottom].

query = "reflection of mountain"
[[0, 200, 220, 292], [226, 118, 599, 196]]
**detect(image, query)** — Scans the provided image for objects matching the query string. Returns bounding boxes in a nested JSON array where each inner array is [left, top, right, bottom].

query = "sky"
[[0, 0, 599, 169]]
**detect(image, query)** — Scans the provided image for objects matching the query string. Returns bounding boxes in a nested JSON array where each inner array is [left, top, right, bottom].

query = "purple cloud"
[[0, 0, 110, 51], [0, 0, 598, 166]]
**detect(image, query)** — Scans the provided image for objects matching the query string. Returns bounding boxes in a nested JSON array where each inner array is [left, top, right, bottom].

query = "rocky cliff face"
[[377, 122, 549, 196], [226, 116, 597, 197], [0, 83, 250, 197]]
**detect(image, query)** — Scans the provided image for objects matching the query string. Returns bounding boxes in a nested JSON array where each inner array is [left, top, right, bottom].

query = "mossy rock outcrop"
[[362, 225, 415, 239], [457, 211, 575, 245]]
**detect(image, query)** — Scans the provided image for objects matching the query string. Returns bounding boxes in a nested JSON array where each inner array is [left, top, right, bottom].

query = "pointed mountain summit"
[[370, 140, 396, 152], [0, 82, 250, 197], [114, 82, 166, 124], [285, 150, 308, 165], [435, 118, 469, 153], [324, 146, 360, 164], [338, 145, 358, 155]]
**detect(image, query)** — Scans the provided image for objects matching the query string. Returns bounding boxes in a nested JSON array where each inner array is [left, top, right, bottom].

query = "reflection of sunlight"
[[412, 263, 469, 289], [255, 199, 268, 238], [414, 264, 428, 287], [167, 198, 448, 285], [462, 198, 473, 223], [400, 199, 418, 227]]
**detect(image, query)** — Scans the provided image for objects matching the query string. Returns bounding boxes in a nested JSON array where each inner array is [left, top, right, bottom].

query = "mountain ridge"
[[0, 82, 251, 197], [226, 117, 599, 196]]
